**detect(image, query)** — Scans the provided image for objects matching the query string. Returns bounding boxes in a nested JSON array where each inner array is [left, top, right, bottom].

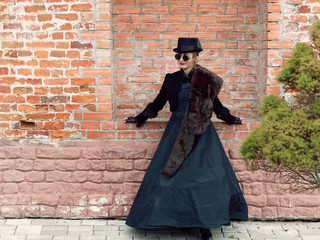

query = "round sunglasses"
[[175, 53, 191, 62]]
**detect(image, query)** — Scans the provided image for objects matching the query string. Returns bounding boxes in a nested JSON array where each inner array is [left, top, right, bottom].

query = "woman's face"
[[176, 52, 198, 72]]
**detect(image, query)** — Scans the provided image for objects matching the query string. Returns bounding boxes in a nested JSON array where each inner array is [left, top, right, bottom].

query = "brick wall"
[[0, 0, 320, 219], [1, 0, 112, 140], [266, 0, 320, 96], [1, 0, 318, 141], [113, 0, 263, 121]]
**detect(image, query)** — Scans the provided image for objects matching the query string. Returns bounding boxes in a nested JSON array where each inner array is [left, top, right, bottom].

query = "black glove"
[[217, 114, 242, 125], [232, 116, 242, 124], [125, 116, 136, 123], [125, 116, 145, 127]]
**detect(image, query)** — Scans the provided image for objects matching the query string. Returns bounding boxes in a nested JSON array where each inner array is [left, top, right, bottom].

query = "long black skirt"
[[126, 84, 248, 229]]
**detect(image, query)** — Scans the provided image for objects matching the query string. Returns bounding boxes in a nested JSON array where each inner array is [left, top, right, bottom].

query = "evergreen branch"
[[286, 166, 318, 185], [315, 167, 320, 187]]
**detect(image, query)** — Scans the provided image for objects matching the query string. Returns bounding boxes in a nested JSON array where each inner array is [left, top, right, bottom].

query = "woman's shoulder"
[[163, 69, 183, 85], [165, 69, 183, 78]]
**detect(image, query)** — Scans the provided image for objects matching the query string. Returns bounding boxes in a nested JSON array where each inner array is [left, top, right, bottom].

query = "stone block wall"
[[1, 136, 319, 219], [0, 0, 320, 219]]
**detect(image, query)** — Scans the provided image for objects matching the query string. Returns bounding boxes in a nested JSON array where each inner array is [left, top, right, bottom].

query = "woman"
[[123, 38, 248, 240]]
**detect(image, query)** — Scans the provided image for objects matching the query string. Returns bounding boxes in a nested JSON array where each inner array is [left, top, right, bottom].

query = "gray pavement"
[[0, 218, 319, 240]]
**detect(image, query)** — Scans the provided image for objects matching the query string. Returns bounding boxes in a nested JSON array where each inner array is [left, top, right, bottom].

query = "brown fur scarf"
[[160, 64, 223, 177]]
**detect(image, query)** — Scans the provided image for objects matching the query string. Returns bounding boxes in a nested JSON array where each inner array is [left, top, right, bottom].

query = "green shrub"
[[309, 20, 320, 52], [240, 20, 320, 190], [277, 43, 320, 99]]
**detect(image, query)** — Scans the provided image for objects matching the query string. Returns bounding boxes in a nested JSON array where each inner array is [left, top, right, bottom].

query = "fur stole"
[[160, 64, 223, 177]]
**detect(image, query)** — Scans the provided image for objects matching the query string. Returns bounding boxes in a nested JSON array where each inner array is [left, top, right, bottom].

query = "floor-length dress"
[[126, 83, 248, 229]]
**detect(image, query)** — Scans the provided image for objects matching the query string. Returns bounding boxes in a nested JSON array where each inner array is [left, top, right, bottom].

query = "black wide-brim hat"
[[173, 37, 203, 53]]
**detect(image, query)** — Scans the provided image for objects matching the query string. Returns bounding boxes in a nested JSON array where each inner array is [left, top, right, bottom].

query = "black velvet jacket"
[[135, 68, 239, 126]]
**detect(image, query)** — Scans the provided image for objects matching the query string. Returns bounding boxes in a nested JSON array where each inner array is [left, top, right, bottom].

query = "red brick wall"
[[1, 0, 112, 140], [113, 0, 262, 121], [0, 0, 320, 219], [266, 0, 320, 95], [1, 0, 318, 140]]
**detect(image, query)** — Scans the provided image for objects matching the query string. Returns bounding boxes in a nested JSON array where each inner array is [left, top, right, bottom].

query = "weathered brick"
[[5, 50, 18, 58], [88, 206, 109, 217], [26, 113, 55, 120], [133, 160, 150, 170], [55, 14, 78, 21], [118, 131, 147, 139], [266, 195, 280, 206], [3, 183, 19, 194], [34, 69, 50, 77], [72, 95, 96, 103], [5, 147, 21, 159], [71, 78, 95, 85], [82, 31, 111, 40], [32, 194, 59, 206], [103, 171, 124, 183], [0, 114, 23, 121], [71, 60, 95, 68], [313, 6, 320, 13], [26, 42, 55, 48], [0, 68, 9, 75], [114, 194, 135, 206], [245, 195, 267, 207], [124, 171, 145, 182], [25, 5, 46, 13], [2, 41, 24, 48], [72, 171, 87, 183], [3, 170, 25, 182], [71, 4, 93, 12], [26, 171, 45, 182], [81, 122, 100, 130], [43, 122, 65, 130], [88, 195, 113, 206], [0, 86, 11, 95], [91, 159, 106, 171], [299, 5, 311, 13], [56, 148, 81, 159], [27, 130, 50, 138], [56, 160, 76, 171], [83, 113, 112, 121], [49, 171, 72, 182], [83, 182, 110, 194], [126, 149, 146, 159], [71, 41, 93, 49], [291, 195, 320, 207], [33, 183, 57, 194], [83, 148, 103, 159], [50, 51, 65, 58], [87, 171, 103, 183], [40, 60, 70, 68], [13, 87, 33, 95], [16, 159, 33, 171], [35, 105, 49, 112], [38, 14, 52, 22], [36, 148, 56, 159], [51, 131, 80, 139], [41, 96, 70, 104], [3, 23, 23, 30], [75, 160, 90, 171], [103, 148, 124, 159]]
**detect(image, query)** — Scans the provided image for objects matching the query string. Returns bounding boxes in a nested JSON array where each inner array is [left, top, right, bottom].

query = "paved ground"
[[0, 218, 319, 240]]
